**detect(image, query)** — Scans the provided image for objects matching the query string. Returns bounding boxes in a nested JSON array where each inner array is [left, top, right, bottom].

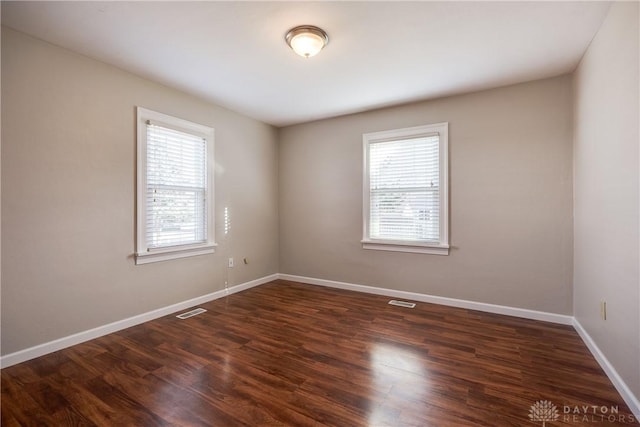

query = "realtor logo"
[[529, 400, 639, 424], [529, 400, 560, 426]]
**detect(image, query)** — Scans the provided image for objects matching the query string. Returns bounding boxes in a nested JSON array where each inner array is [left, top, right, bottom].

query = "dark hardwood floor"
[[1, 280, 635, 426]]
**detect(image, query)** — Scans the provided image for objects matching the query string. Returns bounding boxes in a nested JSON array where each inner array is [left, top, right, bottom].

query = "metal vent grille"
[[176, 308, 207, 319], [388, 300, 416, 308]]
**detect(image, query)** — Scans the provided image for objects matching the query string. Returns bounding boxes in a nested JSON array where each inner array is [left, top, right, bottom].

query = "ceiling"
[[2, 1, 611, 127]]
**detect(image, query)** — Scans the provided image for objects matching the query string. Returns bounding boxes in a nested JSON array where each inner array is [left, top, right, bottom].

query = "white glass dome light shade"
[[285, 26, 329, 58], [290, 32, 324, 58]]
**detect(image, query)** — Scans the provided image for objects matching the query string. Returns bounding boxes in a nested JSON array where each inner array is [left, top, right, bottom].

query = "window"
[[136, 107, 216, 264], [362, 123, 449, 255]]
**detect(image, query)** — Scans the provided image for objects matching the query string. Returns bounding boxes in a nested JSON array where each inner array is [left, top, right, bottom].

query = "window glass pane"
[[146, 123, 207, 249], [370, 136, 439, 190], [370, 190, 439, 241], [146, 188, 206, 248], [147, 125, 206, 188], [369, 135, 440, 242]]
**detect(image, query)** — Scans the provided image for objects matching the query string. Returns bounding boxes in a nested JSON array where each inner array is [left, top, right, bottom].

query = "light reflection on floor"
[[220, 352, 232, 384], [367, 342, 430, 427]]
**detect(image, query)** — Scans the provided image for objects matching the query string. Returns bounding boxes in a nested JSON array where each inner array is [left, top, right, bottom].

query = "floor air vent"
[[388, 300, 416, 308], [176, 308, 207, 319]]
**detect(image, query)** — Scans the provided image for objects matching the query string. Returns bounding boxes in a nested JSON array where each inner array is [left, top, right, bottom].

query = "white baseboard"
[[573, 318, 640, 418], [0, 273, 278, 369], [278, 274, 573, 325]]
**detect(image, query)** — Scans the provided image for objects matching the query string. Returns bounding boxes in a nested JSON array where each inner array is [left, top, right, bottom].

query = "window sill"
[[361, 239, 449, 255], [135, 243, 217, 265]]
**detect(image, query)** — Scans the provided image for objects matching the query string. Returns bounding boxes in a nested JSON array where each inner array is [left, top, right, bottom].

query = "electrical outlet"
[[600, 300, 607, 320], [228, 257, 234, 268]]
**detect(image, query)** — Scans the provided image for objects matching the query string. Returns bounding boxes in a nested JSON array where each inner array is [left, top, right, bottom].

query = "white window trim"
[[362, 122, 449, 256], [135, 107, 217, 265]]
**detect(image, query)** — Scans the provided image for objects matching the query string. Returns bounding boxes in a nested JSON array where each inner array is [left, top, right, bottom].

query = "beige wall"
[[279, 76, 574, 314], [573, 2, 640, 399], [1, 28, 279, 355]]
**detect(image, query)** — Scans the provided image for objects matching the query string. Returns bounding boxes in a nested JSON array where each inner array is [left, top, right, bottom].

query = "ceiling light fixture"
[[285, 25, 329, 58]]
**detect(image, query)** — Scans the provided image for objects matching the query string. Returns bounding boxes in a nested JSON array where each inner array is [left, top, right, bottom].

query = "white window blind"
[[362, 122, 449, 255], [145, 123, 207, 249], [369, 135, 440, 241]]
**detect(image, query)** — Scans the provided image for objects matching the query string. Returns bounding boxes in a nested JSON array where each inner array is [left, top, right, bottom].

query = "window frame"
[[362, 122, 449, 255], [135, 107, 217, 265]]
